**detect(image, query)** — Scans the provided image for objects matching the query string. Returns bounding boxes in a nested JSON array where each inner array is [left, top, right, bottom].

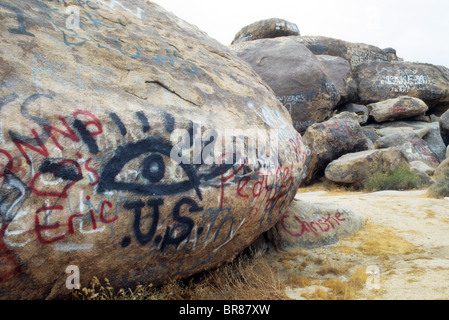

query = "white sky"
[[152, 0, 449, 68]]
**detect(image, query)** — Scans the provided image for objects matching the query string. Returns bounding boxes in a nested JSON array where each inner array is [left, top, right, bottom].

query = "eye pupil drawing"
[[142, 154, 165, 183]]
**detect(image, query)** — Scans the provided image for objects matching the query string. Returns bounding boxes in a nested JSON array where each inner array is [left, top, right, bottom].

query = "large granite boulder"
[[334, 103, 369, 125], [373, 133, 440, 168], [269, 196, 365, 250], [231, 36, 340, 132], [0, 0, 307, 299], [365, 121, 447, 163], [230, 18, 300, 45], [368, 96, 429, 123], [301, 112, 373, 186], [354, 61, 449, 110], [317, 55, 358, 105], [325, 148, 410, 186], [297, 35, 392, 67]]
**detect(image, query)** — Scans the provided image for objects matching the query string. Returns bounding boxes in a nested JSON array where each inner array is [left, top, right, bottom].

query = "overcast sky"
[[153, 0, 449, 68]]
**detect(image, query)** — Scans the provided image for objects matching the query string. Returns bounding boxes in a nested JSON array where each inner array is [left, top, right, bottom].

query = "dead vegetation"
[[72, 249, 290, 300]]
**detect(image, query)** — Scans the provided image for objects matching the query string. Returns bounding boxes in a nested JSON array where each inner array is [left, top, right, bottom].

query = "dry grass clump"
[[303, 287, 329, 300], [298, 180, 358, 194], [313, 267, 373, 300], [317, 266, 342, 276], [332, 221, 421, 259], [284, 273, 312, 288], [72, 250, 290, 300], [195, 254, 289, 300]]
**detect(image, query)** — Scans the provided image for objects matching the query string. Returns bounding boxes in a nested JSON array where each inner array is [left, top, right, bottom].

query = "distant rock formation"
[[301, 113, 373, 185], [231, 37, 340, 133], [231, 18, 300, 45], [367, 96, 429, 123], [230, 18, 449, 187]]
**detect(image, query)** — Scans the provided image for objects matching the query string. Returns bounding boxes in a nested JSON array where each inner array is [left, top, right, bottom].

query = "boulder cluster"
[[1, 1, 448, 300], [231, 18, 449, 188]]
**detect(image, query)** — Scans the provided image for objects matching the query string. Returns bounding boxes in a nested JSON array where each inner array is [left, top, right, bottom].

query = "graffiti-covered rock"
[[0, 0, 307, 299], [334, 103, 370, 125], [230, 18, 300, 45], [373, 133, 440, 168], [301, 113, 373, 186], [317, 55, 358, 105], [354, 61, 449, 110], [440, 109, 449, 146], [367, 96, 429, 123], [297, 35, 392, 68], [325, 148, 410, 186], [268, 197, 365, 250], [365, 121, 447, 163], [231, 36, 340, 132]]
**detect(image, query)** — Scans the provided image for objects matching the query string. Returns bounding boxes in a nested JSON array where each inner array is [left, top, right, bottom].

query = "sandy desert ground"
[[265, 188, 449, 300]]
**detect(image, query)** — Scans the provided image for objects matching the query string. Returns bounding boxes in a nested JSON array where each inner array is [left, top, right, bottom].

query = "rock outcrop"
[[365, 121, 447, 163], [228, 18, 449, 190], [231, 18, 300, 45], [373, 133, 440, 168], [325, 148, 410, 186], [316, 55, 358, 105], [301, 113, 373, 185], [368, 96, 429, 123], [297, 35, 393, 67], [354, 61, 449, 109], [335, 103, 369, 124], [0, 0, 307, 299], [231, 37, 340, 133]]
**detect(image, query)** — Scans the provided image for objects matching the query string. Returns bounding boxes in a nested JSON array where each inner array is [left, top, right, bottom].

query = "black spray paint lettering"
[[72, 110, 103, 155], [38, 158, 83, 182], [96, 137, 234, 201], [135, 111, 150, 133], [108, 112, 127, 136], [122, 197, 202, 253], [122, 199, 161, 247], [7, 95, 101, 164], [159, 197, 202, 253]]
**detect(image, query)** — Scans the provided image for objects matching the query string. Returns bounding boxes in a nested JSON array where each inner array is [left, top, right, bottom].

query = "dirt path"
[[267, 188, 449, 300]]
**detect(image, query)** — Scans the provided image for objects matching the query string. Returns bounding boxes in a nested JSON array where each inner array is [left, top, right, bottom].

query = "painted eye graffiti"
[[96, 137, 234, 201]]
